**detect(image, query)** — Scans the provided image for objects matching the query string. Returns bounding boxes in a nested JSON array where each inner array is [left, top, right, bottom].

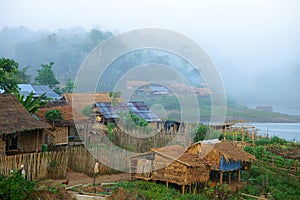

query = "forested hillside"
[[0, 26, 113, 84]]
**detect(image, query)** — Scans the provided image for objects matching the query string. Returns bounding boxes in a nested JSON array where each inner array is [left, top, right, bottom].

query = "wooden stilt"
[[229, 171, 231, 184], [238, 169, 241, 182], [166, 182, 168, 188], [220, 171, 223, 184], [182, 185, 185, 194]]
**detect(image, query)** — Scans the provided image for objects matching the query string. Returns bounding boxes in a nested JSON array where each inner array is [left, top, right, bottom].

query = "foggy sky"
[[1, 0, 300, 114]]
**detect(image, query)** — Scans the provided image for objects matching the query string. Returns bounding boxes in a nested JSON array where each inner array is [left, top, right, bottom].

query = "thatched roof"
[[63, 92, 123, 112], [151, 145, 209, 167], [188, 140, 255, 164], [0, 94, 50, 135], [36, 102, 90, 126], [215, 141, 255, 161]]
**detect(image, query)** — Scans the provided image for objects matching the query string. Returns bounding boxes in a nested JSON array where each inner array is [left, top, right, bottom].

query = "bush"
[[0, 172, 37, 200], [193, 125, 208, 142]]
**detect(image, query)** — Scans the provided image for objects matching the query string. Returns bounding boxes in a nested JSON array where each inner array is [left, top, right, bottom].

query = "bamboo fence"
[[0, 151, 68, 180]]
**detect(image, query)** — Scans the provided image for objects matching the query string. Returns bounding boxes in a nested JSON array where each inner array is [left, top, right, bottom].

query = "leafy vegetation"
[[81, 105, 93, 117], [110, 181, 208, 200], [34, 62, 60, 89], [17, 91, 48, 114], [192, 124, 222, 142], [45, 109, 64, 128], [0, 171, 37, 200], [0, 58, 20, 94], [59, 78, 75, 94]]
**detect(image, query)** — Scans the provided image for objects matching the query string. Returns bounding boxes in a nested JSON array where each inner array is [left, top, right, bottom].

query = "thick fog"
[[0, 0, 300, 115]]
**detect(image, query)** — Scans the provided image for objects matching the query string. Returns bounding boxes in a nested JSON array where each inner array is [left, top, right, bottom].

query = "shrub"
[[0, 172, 37, 200]]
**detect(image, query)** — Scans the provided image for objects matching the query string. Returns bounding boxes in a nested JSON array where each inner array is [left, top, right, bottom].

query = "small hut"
[[129, 145, 210, 193], [0, 94, 51, 155], [187, 140, 255, 184], [35, 100, 91, 146]]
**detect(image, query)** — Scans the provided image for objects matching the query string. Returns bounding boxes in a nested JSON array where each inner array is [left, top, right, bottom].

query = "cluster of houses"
[[126, 81, 211, 97], [0, 84, 163, 155], [0, 84, 255, 192]]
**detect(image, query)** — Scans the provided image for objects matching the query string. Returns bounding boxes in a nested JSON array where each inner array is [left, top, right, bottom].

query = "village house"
[[129, 139, 255, 193], [18, 84, 61, 100], [92, 101, 161, 127], [0, 94, 51, 155], [129, 145, 211, 193], [35, 100, 91, 146], [187, 140, 255, 184]]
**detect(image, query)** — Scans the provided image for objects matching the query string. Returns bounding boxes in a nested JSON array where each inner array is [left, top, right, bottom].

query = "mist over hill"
[[0, 26, 299, 116]]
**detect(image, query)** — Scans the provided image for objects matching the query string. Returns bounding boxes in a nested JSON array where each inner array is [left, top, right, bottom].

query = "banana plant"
[[16, 92, 48, 114]]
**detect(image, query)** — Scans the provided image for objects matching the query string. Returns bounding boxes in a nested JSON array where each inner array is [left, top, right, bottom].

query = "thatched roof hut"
[[187, 140, 255, 170], [187, 140, 255, 183], [129, 145, 210, 193], [0, 94, 50, 135], [0, 94, 50, 155]]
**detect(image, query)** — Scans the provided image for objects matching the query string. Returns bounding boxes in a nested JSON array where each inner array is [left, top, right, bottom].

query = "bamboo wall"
[[54, 127, 68, 144], [111, 124, 193, 153], [67, 146, 119, 176], [0, 151, 68, 180]]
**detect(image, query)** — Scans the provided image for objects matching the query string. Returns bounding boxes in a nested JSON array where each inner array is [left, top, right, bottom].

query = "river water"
[[246, 123, 300, 142]]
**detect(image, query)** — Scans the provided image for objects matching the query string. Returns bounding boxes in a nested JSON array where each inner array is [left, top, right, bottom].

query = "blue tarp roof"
[[94, 101, 161, 122]]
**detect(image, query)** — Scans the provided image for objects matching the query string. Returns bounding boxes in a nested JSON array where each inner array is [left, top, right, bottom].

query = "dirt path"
[[39, 172, 130, 187], [67, 172, 130, 186]]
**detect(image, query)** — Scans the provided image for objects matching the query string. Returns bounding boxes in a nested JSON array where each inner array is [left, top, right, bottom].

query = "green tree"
[[45, 109, 64, 128], [0, 58, 19, 94], [34, 62, 59, 89], [81, 105, 92, 117], [17, 92, 48, 114], [60, 78, 75, 94], [110, 91, 121, 107], [193, 124, 208, 142], [14, 66, 31, 83]]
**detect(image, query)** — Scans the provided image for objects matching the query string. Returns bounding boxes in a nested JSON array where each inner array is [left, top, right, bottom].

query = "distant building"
[[93, 101, 161, 125], [256, 106, 273, 112], [18, 84, 61, 100]]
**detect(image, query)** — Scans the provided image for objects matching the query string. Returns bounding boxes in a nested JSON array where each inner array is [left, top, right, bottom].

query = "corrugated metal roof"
[[18, 84, 61, 100], [32, 85, 61, 99], [94, 101, 161, 122]]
